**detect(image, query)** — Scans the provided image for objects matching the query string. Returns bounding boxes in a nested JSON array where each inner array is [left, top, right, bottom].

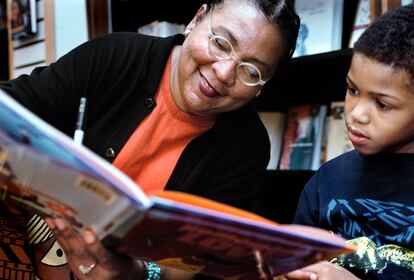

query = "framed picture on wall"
[[11, 0, 37, 39], [293, 0, 344, 57]]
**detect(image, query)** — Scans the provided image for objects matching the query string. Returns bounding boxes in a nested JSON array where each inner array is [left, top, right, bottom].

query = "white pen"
[[74, 97, 87, 145]]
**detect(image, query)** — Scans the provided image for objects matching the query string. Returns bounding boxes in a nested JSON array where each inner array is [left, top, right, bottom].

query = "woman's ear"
[[185, 4, 208, 32]]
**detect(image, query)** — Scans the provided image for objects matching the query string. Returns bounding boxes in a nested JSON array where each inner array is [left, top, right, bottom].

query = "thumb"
[[83, 229, 144, 279], [285, 269, 318, 280], [83, 229, 113, 264]]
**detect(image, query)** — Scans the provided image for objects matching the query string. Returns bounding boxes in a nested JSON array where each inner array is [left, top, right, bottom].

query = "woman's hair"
[[354, 4, 414, 86], [206, 0, 300, 67]]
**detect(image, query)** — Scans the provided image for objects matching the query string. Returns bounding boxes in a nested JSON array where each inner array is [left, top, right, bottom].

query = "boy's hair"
[[354, 4, 414, 86]]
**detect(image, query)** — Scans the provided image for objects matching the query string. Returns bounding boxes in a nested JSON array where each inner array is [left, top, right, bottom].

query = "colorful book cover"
[[0, 89, 354, 278], [279, 104, 327, 171]]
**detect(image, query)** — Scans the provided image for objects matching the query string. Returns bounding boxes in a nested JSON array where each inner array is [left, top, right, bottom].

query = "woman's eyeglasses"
[[207, 5, 269, 87]]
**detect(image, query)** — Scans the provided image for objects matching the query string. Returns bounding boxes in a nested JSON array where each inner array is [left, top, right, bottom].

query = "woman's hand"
[[45, 217, 145, 280], [281, 261, 360, 280]]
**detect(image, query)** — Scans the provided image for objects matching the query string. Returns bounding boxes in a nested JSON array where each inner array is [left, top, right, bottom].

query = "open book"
[[0, 89, 355, 279]]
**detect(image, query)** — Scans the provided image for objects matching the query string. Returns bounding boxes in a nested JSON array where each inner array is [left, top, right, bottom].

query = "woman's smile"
[[199, 72, 220, 98]]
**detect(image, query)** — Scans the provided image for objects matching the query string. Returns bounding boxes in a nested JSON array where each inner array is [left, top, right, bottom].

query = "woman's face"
[[170, 1, 286, 117]]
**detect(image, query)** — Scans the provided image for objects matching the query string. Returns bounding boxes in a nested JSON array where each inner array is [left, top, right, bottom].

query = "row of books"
[[294, 0, 413, 57], [259, 101, 353, 171]]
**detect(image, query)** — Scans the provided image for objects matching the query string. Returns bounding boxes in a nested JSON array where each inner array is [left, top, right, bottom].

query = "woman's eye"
[[213, 37, 231, 51], [246, 67, 260, 79]]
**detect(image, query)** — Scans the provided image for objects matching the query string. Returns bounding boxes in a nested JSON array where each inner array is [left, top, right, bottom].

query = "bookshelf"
[[4, 0, 56, 80], [109, 0, 357, 223], [110, 1, 203, 33], [252, 0, 407, 223], [253, 48, 353, 223]]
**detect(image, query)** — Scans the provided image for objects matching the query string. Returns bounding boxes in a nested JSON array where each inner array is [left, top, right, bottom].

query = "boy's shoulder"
[[316, 151, 414, 187], [319, 150, 359, 171]]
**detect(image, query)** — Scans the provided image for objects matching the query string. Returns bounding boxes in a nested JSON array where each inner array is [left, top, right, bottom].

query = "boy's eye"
[[346, 86, 358, 95], [376, 100, 391, 111]]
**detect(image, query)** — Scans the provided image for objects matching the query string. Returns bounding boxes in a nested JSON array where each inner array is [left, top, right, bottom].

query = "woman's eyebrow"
[[215, 26, 271, 73]]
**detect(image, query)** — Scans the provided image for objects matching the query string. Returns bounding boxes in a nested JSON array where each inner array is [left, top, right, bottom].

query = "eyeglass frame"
[[207, 5, 270, 87]]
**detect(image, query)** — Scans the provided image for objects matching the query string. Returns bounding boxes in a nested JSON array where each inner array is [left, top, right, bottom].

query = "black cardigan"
[[0, 32, 270, 211]]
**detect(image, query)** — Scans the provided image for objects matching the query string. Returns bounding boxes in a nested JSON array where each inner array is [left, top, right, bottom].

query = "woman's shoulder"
[[86, 32, 158, 49], [77, 32, 181, 53]]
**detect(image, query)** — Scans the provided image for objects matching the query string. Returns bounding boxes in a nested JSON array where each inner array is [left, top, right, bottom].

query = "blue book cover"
[[279, 104, 327, 171]]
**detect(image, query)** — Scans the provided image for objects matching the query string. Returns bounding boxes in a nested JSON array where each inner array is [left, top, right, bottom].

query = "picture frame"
[[349, 0, 371, 48], [10, 0, 37, 39], [293, 0, 344, 57]]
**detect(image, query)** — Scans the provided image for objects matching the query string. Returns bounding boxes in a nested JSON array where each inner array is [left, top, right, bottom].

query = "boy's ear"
[[185, 4, 208, 32]]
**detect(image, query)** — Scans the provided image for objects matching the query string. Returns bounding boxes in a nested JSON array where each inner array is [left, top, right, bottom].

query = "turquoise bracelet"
[[144, 261, 161, 280]]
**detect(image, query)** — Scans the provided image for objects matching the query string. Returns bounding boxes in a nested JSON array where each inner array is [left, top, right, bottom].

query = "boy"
[[286, 4, 414, 280]]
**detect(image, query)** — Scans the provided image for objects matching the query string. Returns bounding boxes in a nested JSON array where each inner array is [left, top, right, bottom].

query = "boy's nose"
[[349, 102, 370, 124]]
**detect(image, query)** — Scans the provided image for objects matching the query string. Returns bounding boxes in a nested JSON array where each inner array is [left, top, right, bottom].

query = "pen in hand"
[[74, 97, 87, 145]]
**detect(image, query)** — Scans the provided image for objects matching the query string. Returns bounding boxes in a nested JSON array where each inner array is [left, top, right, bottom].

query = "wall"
[[9, 0, 89, 79], [54, 0, 88, 59]]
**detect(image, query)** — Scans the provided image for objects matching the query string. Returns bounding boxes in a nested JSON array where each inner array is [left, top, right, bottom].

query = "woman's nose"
[[212, 59, 238, 86]]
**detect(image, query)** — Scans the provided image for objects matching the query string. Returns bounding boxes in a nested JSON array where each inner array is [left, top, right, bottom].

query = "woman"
[[0, 0, 299, 279]]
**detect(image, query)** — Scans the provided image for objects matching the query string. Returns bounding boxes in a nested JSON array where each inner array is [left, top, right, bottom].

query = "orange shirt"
[[113, 55, 215, 195]]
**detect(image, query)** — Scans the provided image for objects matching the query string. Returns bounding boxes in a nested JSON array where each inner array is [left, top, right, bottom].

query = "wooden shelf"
[[255, 48, 353, 112], [110, 0, 203, 32], [253, 48, 353, 222]]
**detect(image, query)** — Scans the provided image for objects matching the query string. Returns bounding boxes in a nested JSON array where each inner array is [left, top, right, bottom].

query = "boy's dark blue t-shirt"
[[294, 150, 414, 280]]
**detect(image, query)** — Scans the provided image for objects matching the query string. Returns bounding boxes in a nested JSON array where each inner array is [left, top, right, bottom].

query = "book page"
[[0, 89, 150, 238], [114, 191, 355, 278]]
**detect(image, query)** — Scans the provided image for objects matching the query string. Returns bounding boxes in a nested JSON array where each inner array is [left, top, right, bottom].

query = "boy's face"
[[345, 53, 414, 155]]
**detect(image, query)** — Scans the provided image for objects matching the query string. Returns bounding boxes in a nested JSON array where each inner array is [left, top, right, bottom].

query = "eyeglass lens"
[[208, 35, 262, 85]]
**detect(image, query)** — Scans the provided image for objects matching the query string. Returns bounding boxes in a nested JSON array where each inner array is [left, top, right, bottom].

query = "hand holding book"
[[45, 217, 148, 280]]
